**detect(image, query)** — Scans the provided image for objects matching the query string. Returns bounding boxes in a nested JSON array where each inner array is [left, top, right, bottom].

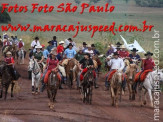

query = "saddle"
[[107, 70, 125, 82], [135, 69, 153, 82], [108, 70, 117, 81]]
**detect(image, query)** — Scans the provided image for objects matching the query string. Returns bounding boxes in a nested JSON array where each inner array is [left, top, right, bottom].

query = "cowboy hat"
[[113, 52, 119, 56], [87, 44, 92, 48], [19, 38, 22, 41], [83, 42, 87, 45], [68, 38, 72, 41], [6, 51, 12, 55], [144, 51, 153, 56], [116, 42, 122, 46], [121, 45, 126, 48], [84, 53, 90, 57], [35, 45, 42, 49], [131, 48, 138, 52], [59, 41, 64, 44], [91, 44, 95, 47], [51, 51, 57, 55], [48, 41, 52, 44], [68, 43, 73, 47]]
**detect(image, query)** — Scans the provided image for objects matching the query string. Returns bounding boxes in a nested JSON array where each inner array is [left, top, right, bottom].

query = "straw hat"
[[19, 38, 22, 41], [59, 41, 64, 44], [121, 45, 126, 48], [6, 51, 12, 55]]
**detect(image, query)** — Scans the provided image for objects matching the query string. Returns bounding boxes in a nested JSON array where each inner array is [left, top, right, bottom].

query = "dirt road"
[[0, 58, 162, 122]]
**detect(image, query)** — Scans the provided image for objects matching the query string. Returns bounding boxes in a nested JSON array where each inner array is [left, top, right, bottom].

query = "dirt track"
[[0, 57, 163, 122]]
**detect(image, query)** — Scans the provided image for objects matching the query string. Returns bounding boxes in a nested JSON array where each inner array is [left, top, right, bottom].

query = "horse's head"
[[87, 68, 94, 85], [157, 69, 163, 82], [28, 59, 34, 71], [116, 70, 123, 84], [126, 64, 137, 80]]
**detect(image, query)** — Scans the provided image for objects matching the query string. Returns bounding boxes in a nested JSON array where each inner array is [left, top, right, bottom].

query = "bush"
[[0, 6, 11, 23], [135, 0, 163, 7]]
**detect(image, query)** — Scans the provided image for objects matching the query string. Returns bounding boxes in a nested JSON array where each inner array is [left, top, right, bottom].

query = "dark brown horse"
[[47, 70, 60, 110], [0, 61, 15, 100], [81, 67, 94, 104]]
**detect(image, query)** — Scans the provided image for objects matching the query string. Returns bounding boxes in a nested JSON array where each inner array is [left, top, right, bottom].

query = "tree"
[[134, 0, 163, 7], [74, 0, 81, 5], [0, 6, 11, 23]]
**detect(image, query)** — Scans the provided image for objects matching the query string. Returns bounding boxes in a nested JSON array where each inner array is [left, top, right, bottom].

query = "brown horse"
[[47, 70, 60, 110], [0, 61, 15, 100], [110, 70, 123, 107], [64, 59, 79, 88], [81, 67, 94, 104], [125, 63, 138, 100]]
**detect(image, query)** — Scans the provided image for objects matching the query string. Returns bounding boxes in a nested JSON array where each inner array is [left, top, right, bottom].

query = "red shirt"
[[143, 58, 155, 70], [5, 57, 14, 64], [18, 42, 23, 49], [119, 50, 129, 58], [47, 58, 59, 70], [57, 45, 64, 54]]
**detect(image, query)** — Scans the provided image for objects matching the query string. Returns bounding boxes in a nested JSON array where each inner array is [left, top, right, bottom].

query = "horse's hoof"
[[143, 101, 147, 105]]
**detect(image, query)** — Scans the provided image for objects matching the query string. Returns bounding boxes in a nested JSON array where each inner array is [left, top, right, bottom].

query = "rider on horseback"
[[4, 51, 20, 80], [79, 53, 96, 88], [33, 45, 44, 63], [105, 52, 125, 91]]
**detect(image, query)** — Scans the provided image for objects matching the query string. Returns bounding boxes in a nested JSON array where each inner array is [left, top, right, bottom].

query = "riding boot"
[[138, 81, 143, 90], [105, 82, 110, 91]]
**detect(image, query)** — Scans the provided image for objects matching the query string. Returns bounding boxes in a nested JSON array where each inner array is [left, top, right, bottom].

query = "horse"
[[47, 70, 60, 110], [28, 59, 41, 94], [0, 61, 15, 100], [63, 59, 79, 88], [125, 63, 138, 100], [110, 70, 123, 107], [17, 48, 25, 64], [81, 67, 94, 104], [138, 69, 163, 107]]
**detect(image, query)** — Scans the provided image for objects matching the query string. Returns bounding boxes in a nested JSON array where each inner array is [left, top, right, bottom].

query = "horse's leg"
[[148, 89, 153, 107], [4, 84, 10, 100], [143, 89, 147, 105], [35, 76, 40, 94], [129, 83, 132, 100], [110, 87, 114, 106], [89, 86, 93, 104], [0, 81, 3, 98], [11, 82, 15, 97], [31, 74, 35, 94], [115, 89, 119, 107]]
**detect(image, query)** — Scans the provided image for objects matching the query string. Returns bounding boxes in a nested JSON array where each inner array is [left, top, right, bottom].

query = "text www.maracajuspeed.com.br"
[[1, 21, 154, 38]]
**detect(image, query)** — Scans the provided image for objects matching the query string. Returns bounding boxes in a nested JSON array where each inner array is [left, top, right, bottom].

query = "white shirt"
[[107, 58, 125, 71], [84, 49, 94, 57], [31, 40, 40, 47]]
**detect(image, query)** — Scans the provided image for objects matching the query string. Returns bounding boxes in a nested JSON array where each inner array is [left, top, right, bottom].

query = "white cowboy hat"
[[4, 33, 7, 35], [19, 38, 22, 41], [35, 45, 42, 49], [121, 45, 126, 48], [108, 44, 114, 48], [59, 41, 64, 44], [6, 51, 12, 55], [87, 44, 92, 47]]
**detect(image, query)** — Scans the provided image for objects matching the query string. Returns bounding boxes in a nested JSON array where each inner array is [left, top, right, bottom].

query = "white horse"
[[28, 59, 41, 94], [139, 69, 163, 107], [17, 49, 24, 64]]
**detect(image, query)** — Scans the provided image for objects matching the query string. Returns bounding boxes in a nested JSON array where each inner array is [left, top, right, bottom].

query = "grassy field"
[[0, 0, 163, 65]]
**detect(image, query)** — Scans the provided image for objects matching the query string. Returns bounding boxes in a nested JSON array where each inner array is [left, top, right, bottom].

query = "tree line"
[[0, 6, 11, 23], [74, 0, 163, 7]]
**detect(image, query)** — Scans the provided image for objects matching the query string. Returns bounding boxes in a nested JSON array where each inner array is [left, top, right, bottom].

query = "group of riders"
[[0, 33, 156, 100]]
